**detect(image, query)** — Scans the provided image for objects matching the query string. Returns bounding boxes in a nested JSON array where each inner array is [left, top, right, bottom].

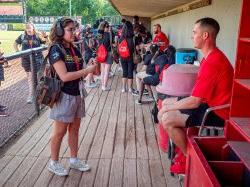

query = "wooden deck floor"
[[0, 67, 181, 187]]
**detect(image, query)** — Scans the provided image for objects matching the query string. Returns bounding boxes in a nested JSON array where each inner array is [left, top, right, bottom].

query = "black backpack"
[[35, 44, 66, 108]]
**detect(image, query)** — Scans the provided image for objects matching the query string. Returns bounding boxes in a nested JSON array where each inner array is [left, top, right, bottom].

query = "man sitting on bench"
[[158, 17, 234, 174]]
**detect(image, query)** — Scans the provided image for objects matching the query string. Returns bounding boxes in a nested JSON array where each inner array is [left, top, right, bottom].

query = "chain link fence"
[[0, 41, 84, 147], [0, 46, 47, 147]]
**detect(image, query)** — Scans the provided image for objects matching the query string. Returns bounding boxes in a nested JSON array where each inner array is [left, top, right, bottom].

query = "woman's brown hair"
[[49, 17, 75, 44]]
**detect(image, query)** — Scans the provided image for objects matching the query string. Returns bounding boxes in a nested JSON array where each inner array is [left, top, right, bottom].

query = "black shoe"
[[131, 90, 139, 96], [0, 105, 7, 111], [135, 99, 142, 105]]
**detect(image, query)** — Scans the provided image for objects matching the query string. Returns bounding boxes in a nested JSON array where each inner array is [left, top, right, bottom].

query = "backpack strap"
[[40, 43, 67, 79], [54, 43, 67, 57]]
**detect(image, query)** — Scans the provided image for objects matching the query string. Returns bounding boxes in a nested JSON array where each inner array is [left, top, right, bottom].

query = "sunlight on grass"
[[0, 31, 23, 55]]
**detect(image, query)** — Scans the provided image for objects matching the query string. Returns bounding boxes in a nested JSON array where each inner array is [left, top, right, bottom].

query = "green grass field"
[[0, 31, 22, 55]]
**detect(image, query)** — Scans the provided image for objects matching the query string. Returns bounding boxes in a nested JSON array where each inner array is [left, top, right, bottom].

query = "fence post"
[[30, 52, 40, 116]]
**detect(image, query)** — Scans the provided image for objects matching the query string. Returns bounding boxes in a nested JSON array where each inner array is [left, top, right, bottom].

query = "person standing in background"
[[14, 22, 49, 104], [119, 20, 135, 93], [97, 21, 114, 91]]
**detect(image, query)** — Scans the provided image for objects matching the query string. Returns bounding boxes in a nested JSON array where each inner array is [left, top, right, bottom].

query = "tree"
[[26, 0, 118, 24]]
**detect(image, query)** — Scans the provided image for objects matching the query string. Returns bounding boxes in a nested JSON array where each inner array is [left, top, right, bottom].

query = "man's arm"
[[164, 96, 202, 110]]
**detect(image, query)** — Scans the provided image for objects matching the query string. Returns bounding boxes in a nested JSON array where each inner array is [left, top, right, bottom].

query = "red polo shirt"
[[191, 48, 234, 120], [152, 31, 169, 51]]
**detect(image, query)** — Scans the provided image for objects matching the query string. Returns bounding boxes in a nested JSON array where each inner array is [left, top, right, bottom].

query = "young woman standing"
[[119, 21, 135, 92], [97, 21, 113, 91], [14, 23, 48, 103], [47, 17, 97, 176]]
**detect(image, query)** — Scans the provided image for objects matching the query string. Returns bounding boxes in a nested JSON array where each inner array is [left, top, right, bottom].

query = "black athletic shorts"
[[143, 74, 160, 86], [180, 103, 225, 128]]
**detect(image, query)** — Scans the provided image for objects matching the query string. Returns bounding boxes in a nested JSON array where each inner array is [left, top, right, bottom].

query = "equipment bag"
[[118, 39, 130, 58], [96, 44, 108, 63]]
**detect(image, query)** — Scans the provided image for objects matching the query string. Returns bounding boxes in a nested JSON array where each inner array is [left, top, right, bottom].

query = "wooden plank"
[[101, 77, 121, 159], [33, 162, 54, 187], [48, 158, 67, 187], [137, 159, 152, 187], [16, 118, 52, 156], [0, 155, 13, 171], [0, 156, 24, 186], [0, 70, 178, 187], [113, 91, 127, 158], [28, 125, 52, 157], [135, 104, 149, 159], [78, 87, 110, 160], [109, 158, 123, 187], [125, 93, 136, 159], [93, 158, 111, 187], [64, 167, 82, 187], [85, 85, 99, 108], [39, 139, 51, 157], [143, 104, 160, 159], [123, 158, 137, 187], [149, 159, 167, 187], [88, 76, 118, 159], [4, 110, 50, 156], [79, 159, 99, 187], [155, 125, 180, 186], [4, 156, 37, 187], [18, 156, 49, 187]]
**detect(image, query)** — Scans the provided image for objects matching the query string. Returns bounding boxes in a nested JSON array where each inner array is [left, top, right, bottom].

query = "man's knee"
[[161, 112, 178, 130]]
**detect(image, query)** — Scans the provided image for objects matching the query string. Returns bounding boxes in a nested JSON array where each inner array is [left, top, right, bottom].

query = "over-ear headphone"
[[55, 18, 64, 37]]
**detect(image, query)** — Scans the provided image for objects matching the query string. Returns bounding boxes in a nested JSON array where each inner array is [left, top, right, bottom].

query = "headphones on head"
[[55, 18, 64, 37]]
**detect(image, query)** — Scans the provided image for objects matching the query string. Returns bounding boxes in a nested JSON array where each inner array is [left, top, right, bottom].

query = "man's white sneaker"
[[48, 161, 68, 176], [70, 158, 90, 172]]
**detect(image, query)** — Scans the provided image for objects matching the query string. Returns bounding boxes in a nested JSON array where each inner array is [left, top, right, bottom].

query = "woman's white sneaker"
[[48, 160, 68, 176], [70, 158, 90, 172]]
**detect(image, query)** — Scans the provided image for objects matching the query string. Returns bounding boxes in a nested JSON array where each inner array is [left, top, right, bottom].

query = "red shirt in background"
[[191, 48, 234, 120], [152, 31, 169, 51]]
